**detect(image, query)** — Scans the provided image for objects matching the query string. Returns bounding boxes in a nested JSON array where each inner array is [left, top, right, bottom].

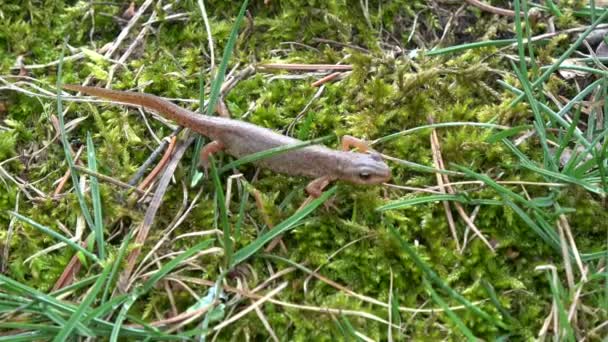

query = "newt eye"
[[359, 172, 371, 180]]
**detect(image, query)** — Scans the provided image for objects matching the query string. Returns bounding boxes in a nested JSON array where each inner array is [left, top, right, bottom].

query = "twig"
[[136, 135, 178, 192], [73, 165, 151, 196], [52, 241, 87, 291], [10, 52, 86, 70], [428, 117, 495, 253], [128, 128, 182, 186], [311, 72, 341, 87], [53, 145, 85, 197], [429, 127, 460, 250], [105, 2, 158, 86], [312, 38, 371, 53], [118, 136, 195, 291], [197, 0, 215, 71], [103, 0, 154, 58], [465, 0, 537, 18], [1, 192, 19, 273], [286, 84, 325, 136], [212, 282, 288, 331], [257, 63, 353, 71], [220, 65, 256, 94]]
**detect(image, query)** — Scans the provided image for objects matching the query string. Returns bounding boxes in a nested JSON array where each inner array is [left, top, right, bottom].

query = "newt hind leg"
[[198, 140, 225, 175]]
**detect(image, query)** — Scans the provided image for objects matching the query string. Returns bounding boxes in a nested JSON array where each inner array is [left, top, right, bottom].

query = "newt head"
[[339, 151, 391, 185]]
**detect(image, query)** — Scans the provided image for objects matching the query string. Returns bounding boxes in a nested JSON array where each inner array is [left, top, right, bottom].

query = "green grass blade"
[[498, 80, 592, 148], [9, 212, 99, 263], [510, 60, 554, 170], [110, 295, 137, 342], [141, 239, 214, 293], [53, 261, 113, 341], [451, 165, 534, 207], [513, 0, 527, 76], [376, 194, 466, 212], [190, 0, 248, 184], [234, 186, 249, 241], [205, 0, 249, 116], [0, 332, 55, 341], [377, 194, 504, 212], [425, 39, 516, 56], [87, 132, 105, 260], [101, 230, 133, 305], [373, 122, 508, 145], [424, 278, 477, 341], [480, 279, 516, 323], [219, 135, 333, 173], [337, 315, 362, 341], [110, 239, 214, 340], [231, 186, 337, 267], [190, 71, 206, 187], [0, 323, 60, 333], [387, 226, 507, 329], [56, 39, 96, 232], [84, 294, 129, 324], [0, 274, 94, 336], [509, 9, 608, 106], [486, 125, 533, 143], [209, 157, 232, 268], [554, 105, 581, 168], [50, 275, 100, 297], [545, 272, 576, 340]]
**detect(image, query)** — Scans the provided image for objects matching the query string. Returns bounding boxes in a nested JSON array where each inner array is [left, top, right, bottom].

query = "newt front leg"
[[305, 135, 373, 198], [341, 135, 370, 153]]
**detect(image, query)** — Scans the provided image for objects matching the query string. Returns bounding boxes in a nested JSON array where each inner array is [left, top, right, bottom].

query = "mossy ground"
[[0, 0, 607, 340]]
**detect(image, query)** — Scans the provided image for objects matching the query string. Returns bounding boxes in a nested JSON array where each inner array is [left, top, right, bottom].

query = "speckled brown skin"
[[63, 85, 391, 193]]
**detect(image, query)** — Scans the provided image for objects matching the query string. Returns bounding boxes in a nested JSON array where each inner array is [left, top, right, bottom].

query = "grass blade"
[[424, 278, 477, 341], [509, 9, 608, 106], [101, 230, 133, 305], [9, 212, 99, 263], [53, 261, 113, 341], [387, 226, 507, 329], [373, 122, 508, 145], [231, 186, 337, 267], [56, 39, 95, 232], [218, 135, 333, 173], [110, 239, 214, 340], [425, 39, 516, 56], [190, 0, 249, 184], [87, 132, 105, 260], [206, 0, 249, 115], [209, 157, 232, 268]]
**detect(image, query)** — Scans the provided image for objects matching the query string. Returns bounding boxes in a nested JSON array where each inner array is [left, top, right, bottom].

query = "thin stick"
[[118, 136, 195, 291], [197, 0, 215, 71], [465, 0, 536, 18], [429, 127, 460, 250], [53, 145, 86, 196], [212, 282, 288, 331], [257, 63, 353, 71], [72, 165, 150, 196], [137, 135, 178, 192], [128, 128, 182, 186], [311, 72, 341, 87]]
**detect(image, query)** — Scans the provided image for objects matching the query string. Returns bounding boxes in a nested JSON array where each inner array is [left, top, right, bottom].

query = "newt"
[[63, 84, 391, 196]]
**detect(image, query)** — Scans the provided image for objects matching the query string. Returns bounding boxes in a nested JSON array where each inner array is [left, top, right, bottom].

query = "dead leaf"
[[557, 58, 589, 79]]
